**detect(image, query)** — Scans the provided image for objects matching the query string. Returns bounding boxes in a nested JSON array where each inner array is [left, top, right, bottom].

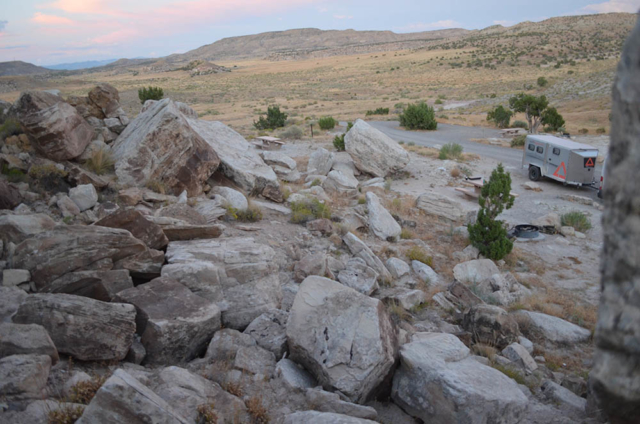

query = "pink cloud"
[[32, 12, 75, 25], [583, 0, 640, 13], [91, 28, 140, 44]]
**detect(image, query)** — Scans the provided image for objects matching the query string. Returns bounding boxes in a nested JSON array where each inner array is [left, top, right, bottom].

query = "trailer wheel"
[[528, 166, 541, 181]]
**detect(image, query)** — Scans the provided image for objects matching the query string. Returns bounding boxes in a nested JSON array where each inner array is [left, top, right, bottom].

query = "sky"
[[0, 0, 638, 66]]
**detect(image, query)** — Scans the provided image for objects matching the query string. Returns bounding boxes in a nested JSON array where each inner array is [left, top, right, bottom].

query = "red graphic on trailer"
[[584, 157, 595, 168], [553, 162, 567, 180]]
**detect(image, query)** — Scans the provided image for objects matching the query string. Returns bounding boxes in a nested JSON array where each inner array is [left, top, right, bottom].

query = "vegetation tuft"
[[438, 143, 463, 160], [318, 116, 336, 130], [290, 198, 331, 224], [254, 106, 287, 130], [399, 102, 437, 130], [333, 122, 353, 151], [138, 86, 164, 104], [561, 211, 592, 232], [84, 149, 114, 175]]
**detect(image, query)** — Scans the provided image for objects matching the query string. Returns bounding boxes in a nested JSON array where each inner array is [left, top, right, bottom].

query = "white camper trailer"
[[522, 135, 598, 187]]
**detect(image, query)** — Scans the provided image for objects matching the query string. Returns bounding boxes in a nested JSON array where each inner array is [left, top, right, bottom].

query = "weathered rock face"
[[338, 257, 379, 295], [308, 148, 335, 176], [391, 333, 528, 423], [77, 369, 189, 424], [69, 184, 98, 212], [416, 191, 475, 223], [244, 309, 289, 358], [111, 98, 220, 196], [114, 277, 221, 364], [0, 287, 27, 323], [323, 169, 359, 195], [12, 293, 136, 361], [0, 354, 51, 400], [463, 304, 519, 349], [284, 411, 378, 424], [88, 83, 121, 119], [41, 269, 133, 301], [0, 212, 56, 245], [343, 232, 392, 283], [589, 18, 640, 424], [14, 91, 93, 161], [163, 237, 281, 329], [0, 323, 59, 364], [94, 209, 168, 250], [286, 276, 397, 404], [190, 119, 282, 201], [514, 310, 591, 345], [366, 192, 401, 241], [12, 225, 147, 290], [345, 119, 409, 177], [453, 259, 500, 284], [0, 181, 22, 210]]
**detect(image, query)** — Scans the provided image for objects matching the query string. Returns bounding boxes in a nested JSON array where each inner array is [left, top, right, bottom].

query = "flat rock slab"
[[77, 369, 189, 424], [12, 293, 136, 361], [284, 411, 377, 424], [0, 354, 51, 400], [514, 310, 591, 345], [94, 209, 168, 250], [287, 276, 397, 404], [0, 213, 56, 245], [162, 224, 224, 241], [114, 277, 221, 364], [42, 269, 133, 301], [0, 323, 58, 364]]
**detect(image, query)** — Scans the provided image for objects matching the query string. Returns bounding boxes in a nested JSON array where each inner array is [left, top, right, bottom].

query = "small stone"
[[501, 342, 538, 372], [69, 184, 98, 212], [560, 226, 575, 237], [2, 269, 30, 287]]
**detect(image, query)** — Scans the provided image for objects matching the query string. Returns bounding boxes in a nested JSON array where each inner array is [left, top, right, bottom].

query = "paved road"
[[367, 121, 524, 167]]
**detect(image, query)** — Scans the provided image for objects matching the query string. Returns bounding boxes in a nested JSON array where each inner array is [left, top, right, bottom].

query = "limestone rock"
[[284, 411, 377, 424], [323, 169, 358, 194], [94, 209, 168, 250], [12, 225, 146, 289], [308, 148, 335, 176], [391, 332, 528, 423], [2, 269, 30, 287], [0, 286, 27, 322], [286, 276, 397, 403], [111, 98, 220, 196], [114, 277, 221, 364], [532, 213, 562, 231], [213, 186, 248, 211], [193, 196, 227, 222], [243, 309, 289, 358], [453, 259, 500, 284], [463, 304, 519, 349], [338, 257, 379, 295], [502, 342, 537, 372], [164, 237, 281, 329], [294, 252, 328, 282], [14, 91, 93, 161], [0, 323, 58, 364], [514, 311, 591, 345], [541, 380, 586, 414], [88, 83, 122, 119], [57, 195, 80, 217], [234, 344, 276, 376], [77, 369, 189, 424], [68, 184, 98, 212], [412, 260, 441, 285], [416, 191, 473, 222], [343, 232, 392, 283], [307, 218, 334, 234], [0, 354, 51, 400], [12, 293, 136, 361], [386, 258, 410, 280], [345, 119, 409, 177], [261, 151, 297, 170], [304, 389, 379, 420], [276, 358, 317, 390], [205, 328, 256, 361], [162, 224, 224, 241], [366, 192, 401, 241]]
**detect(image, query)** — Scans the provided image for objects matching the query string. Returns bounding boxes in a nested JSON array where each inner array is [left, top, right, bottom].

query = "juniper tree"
[[468, 163, 515, 261], [138, 86, 164, 104]]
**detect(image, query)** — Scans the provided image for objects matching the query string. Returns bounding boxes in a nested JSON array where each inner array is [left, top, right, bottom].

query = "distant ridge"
[[45, 59, 118, 71], [0, 61, 50, 77]]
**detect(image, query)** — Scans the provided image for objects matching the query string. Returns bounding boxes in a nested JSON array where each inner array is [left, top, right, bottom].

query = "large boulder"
[[463, 304, 519, 349], [308, 148, 335, 176], [286, 276, 397, 403], [338, 257, 379, 295], [416, 191, 474, 223], [12, 293, 136, 361], [14, 91, 93, 161], [513, 310, 591, 345], [589, 18, 640, 424], [0, 354, 51, 400], [88, 83, 122, 119], [190, 119, 282, 201], [391, 332, 528, 423], [345, 119, 409, 177], [94, 209, 168, 250], [77, 369, 189, 424], [114, 277, 221, 364], [0, 323, 59, 364], [366, 192, 401, 241], [40, 269, 133, 301], [110, 98, 220, 196], [12, 225, 147, 290], [343, 232, 392, 283], [163, 237, 281, 329], [453, 259, 500, 284], [243, 309, 289, 358], [0, 212, 56, 245]]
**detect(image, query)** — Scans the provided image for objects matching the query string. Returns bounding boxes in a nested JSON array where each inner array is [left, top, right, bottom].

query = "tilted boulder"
[[286, 276, 397, 404], [343, 232, 392, 283], [41, 269, 133, 301], [0, 212, 56, 245], [453, 259, 500, 284], [77, 369, 189, 424], [416, 191, 475, 223], [12, 225, 147, 290], [12, 293, 136, 361], [94, 209, 168, 250], [463, 304, 519, 349], [345, 119, 409, 177], [88, 83, 123, 119], [163, 237, 281, 329], [366, 191, 401, 241], [114, 277, 221, 364], [589, 17, 640, 423], [243, 309, 289, 358], [513, 310, 591, 345], [392, 332, 528, 423], [111, 98, 220, 197], [307, 148, 335, 176], [14, 91, 93, 161]]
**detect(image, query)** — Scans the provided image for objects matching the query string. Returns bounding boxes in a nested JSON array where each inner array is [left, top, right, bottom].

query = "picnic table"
[[251, 136, 284, 150], [455, 178, 519, 200]]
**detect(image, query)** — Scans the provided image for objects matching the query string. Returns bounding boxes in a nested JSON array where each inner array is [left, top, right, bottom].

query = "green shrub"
[[439, 143, 463, 160], [366, 107, 390, 116], [511, 135, 527, 147], [145, 180, 166, 194], [435, 99, 444, 105], [596, 127, 606, 134], [407, 246, 433, 267], [138, 86, 164, 104], [318, 116, 336, 130], [487, 105, 513, 128], [0, 118, 21, 139], [1, 164, 28, 183], [290, 198, 331, 224], [226, 204, 263, 222], [333, 122, 353, 151], [578, 128, 589, 134], [537, 76, 548, 87], [512, 120, 529, 130], [280, 125, 304, 140], [561, 211, 592, 232], [399, 102, 437, 130], [468, 164, 515, 260], [254, 106, 288, 130], [400, 228, 414, 240], [28, 164, 69, 193], [541, 107, 565, 132]]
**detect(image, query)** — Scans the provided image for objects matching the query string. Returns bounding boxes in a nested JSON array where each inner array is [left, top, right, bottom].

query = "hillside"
[[0, 61, 50, 77], [45, 59, 118, 71]]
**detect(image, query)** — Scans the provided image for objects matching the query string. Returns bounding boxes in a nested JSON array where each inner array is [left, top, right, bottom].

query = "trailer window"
[[552, 148, 560, 155], [528, 144, 535, 151], [536, 146, 544, 154]]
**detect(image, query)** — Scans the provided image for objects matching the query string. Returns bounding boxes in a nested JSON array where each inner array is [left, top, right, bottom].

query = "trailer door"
[[568, 150, 598, 184], [546, 145, 563, 179]]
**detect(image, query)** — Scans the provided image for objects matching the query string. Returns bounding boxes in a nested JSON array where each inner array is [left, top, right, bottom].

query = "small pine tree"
[[468, 164, 515, 261], [138, 86, 164, 104], [254, 105, 288, 130], [541, 107, 565, 132]]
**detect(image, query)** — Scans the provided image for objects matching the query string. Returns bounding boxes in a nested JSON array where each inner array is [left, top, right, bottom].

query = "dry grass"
[[406, 246, 433, 267], [246, 396, 270, 424], [145, 180, 166, 195], [68, 374, 108, 405], [471, 343, 498, 359], [83, 148, 115, 175], [450, 167, 461, 178], [512, 289, 597, 331], [387, 300, 412, 323], [197, 403, 219, 424], [504, 247, 547, 275], [47, 403, 85, 424], [224, 381, 244, 398]]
